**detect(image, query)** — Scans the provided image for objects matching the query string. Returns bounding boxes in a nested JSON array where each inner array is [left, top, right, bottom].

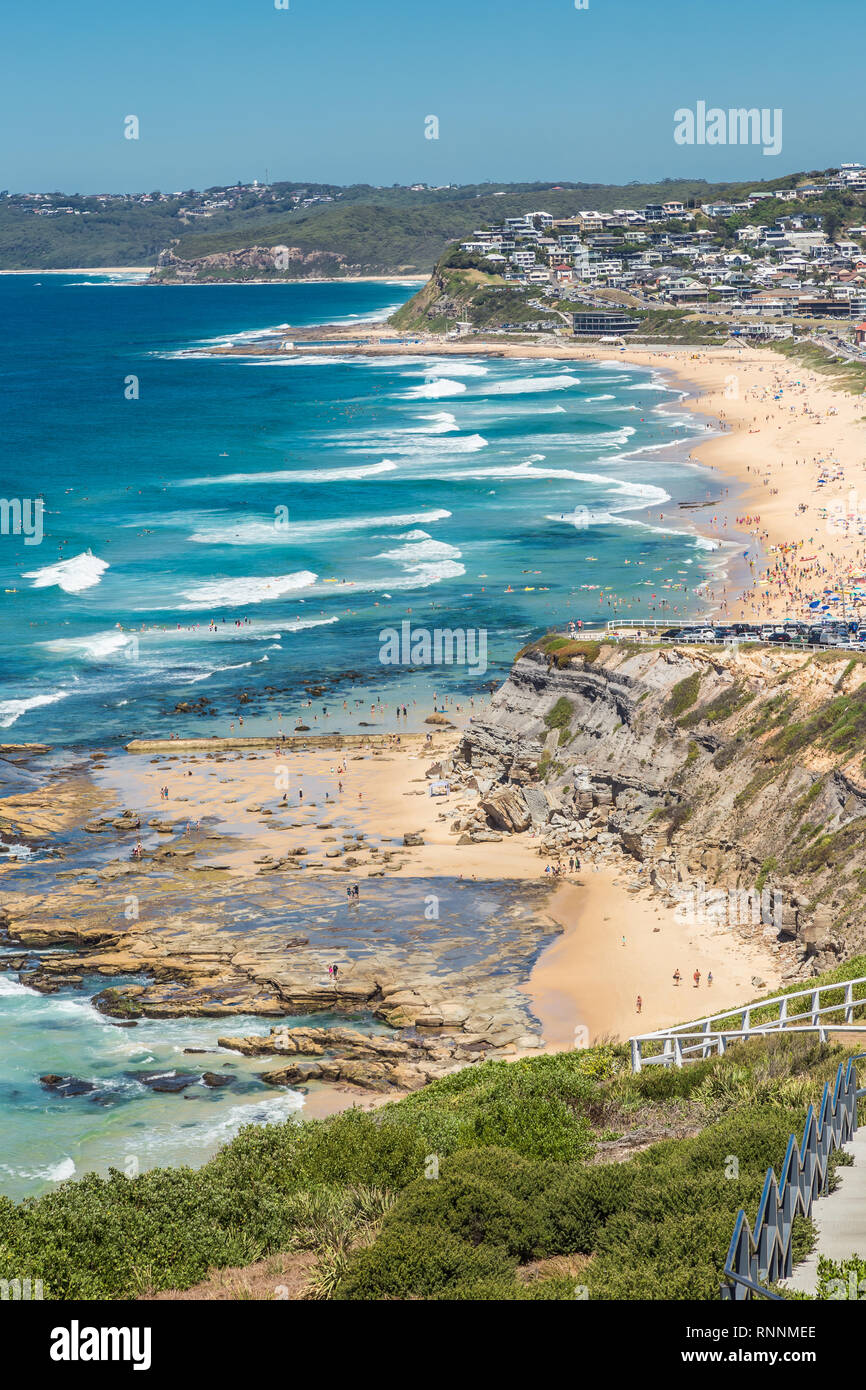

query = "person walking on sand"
[[693, 969, 701, 988], [707, 971, 713, 988], [636, 995, 642, 1015], [673, 969, 681, 986]]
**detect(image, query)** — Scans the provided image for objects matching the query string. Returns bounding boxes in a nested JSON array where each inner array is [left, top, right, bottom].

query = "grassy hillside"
[[2, 956, 865, 1301], [0, 176, 771, 271], [390, 254, 728, 342]]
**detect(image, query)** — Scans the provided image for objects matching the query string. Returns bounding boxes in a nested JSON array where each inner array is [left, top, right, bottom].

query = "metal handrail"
[[721, 1054, 866, 1300], [630, 977, 866, 1071]]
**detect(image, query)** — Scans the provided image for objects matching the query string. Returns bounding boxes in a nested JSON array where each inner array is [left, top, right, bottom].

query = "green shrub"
[[544, 697, 574, 731], [665, 673, 701, 718], [540, 1164, 637, 1255], [335, 1224, 516, 1299], [384, 1173, 548, 1259]]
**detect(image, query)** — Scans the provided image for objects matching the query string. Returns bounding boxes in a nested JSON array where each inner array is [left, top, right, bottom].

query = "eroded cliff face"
[[149, 245, 349, 282], [446, 639, 866, 976]]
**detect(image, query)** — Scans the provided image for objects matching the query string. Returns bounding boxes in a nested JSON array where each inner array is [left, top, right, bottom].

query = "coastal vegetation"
[[388, 248, 729, 343], [516, 634, 601, 667], [1, 965, 863, 1300], [664, 672, 702, 718], [0, 177, 755, 272], [763, 339, 866, 396]]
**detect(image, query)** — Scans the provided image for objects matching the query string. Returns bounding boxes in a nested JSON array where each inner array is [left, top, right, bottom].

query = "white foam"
[[346, 431, 488, 456], [188, 508, 450, 545], [198, 322, 294, 347], [489, 374, 581, 395], [416, 411, 459, 434], [0, 692, 70, 729], [403, 379, 468, 399], [179, 460, 397, 487], [40, 631, 137, 661], [23, 552, 108, 594], [376, 538, 461, 564], [401, 361, 490, 378], [0, 975, 39, 997], [430, 457, 669, 508], [242, 355, 359, 367], [374, 537, 465, 589], [178, 570, 317, 609]]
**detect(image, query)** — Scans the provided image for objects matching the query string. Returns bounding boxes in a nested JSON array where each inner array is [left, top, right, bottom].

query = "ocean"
[[0, 272, 731, 1197], [0, 272, 730, 746]]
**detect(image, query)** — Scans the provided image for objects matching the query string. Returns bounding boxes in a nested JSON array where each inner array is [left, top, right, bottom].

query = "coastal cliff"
[[443, 636, 866, 975], [148, 244, 351, 283]]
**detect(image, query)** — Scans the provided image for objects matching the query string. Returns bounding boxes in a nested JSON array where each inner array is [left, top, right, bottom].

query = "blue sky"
[[2, 0, 863, 191]]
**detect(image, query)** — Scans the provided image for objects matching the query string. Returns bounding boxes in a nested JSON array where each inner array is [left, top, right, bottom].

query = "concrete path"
[[786, 1129, 866, 1294]]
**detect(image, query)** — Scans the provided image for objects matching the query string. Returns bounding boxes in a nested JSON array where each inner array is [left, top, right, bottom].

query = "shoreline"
[[5, 307, 859, 1170], [526, 872, 781, 1048], [244, 328, 866, 623], [0, 269, 428, 284], [1, 722, 784, 1090]]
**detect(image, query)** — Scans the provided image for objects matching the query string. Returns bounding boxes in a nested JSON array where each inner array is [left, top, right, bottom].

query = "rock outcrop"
[[219, 1022, 542, 1092], [150, 245, 349, 283], [438, 637, 866, 977]]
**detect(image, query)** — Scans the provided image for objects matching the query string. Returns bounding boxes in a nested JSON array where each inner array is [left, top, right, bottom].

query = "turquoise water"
[[0, 872, 550, 1199], [0, 272, 727, 747], [0, 272, 729, 1198], [0, 967, 312, 1201]]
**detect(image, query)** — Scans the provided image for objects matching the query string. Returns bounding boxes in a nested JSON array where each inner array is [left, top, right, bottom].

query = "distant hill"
[[0, 175, 797, 273]]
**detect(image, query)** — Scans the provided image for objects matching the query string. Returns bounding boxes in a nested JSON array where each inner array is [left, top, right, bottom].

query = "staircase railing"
[[721, 1054, 866, 1299], [630, 976, 866, 1071]]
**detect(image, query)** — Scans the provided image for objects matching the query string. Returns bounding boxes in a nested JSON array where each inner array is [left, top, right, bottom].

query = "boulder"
[[479, 788, 530, 834]]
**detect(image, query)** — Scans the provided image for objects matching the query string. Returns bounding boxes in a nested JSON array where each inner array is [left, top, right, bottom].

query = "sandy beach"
[[527, 870, 781, 1049], [249, 329, 866, 623], [90, 727, 783, 1056], [2, 323, 844, 1115], [392, 335, 866, 623]]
